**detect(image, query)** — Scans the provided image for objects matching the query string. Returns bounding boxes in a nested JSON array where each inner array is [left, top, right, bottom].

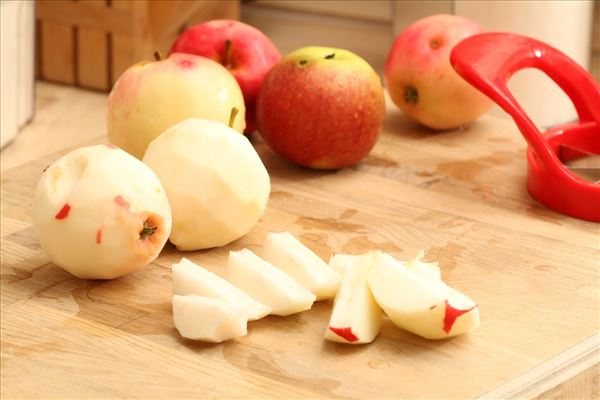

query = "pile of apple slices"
[[171, 232, 479, 344]]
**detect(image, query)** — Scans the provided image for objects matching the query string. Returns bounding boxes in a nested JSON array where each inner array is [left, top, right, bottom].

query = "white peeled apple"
[[369, 252, 479, 339], [32, 145, 172, 279], [143, 118, 270, 251], [263, 231, 341, 300], [172, 258, 270, 320], [172, 295, 247, 342], [325, 252, 382, 344], [228, 249, 316, 316]]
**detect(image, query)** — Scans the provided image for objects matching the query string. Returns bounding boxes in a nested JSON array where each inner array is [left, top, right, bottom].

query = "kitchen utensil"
[[450, 32, 600, 222]]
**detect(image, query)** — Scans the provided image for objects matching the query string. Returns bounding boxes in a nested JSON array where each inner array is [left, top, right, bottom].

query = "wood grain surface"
[[1, 83, 599, 399]]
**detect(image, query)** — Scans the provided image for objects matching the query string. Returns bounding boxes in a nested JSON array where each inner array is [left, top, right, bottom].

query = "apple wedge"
[[263, 231, 341, 300], [172, 295, 247, 342], [172, 258, 270, 320], [328, 253, 354, 275], [325, 252, 382, 344], [228, 249, 316, 316], [369, 252, 479, 339], [405, 250, 441, 280]]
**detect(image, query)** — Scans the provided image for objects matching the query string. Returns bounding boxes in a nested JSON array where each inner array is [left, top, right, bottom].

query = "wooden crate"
[[36, 0, 240, 91]]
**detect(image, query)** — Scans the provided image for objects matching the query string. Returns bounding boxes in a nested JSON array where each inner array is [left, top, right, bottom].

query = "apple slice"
[[228, 249, 316, 316], [172, 258, 270, 320], [325, 252, 382, 344], [328, 253, 354, 275], [369, 252, 479, 339], [405, 250, 441, 280], [262, 231, 341, 300], [172, 295, 247, 342]]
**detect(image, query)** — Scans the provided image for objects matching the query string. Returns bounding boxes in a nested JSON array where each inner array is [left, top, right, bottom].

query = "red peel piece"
[[114, 195, 130, 210], [96, 228, 102, 244], [55, 203, 71, 220], [329, 326, 359, 342], [443, 299, 477, 334], [105, 144, 117, 149]]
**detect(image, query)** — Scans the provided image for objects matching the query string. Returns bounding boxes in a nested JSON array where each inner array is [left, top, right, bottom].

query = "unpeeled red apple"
[[256, 46, 385, 169], [108, 53, 246, 159], [170, 19, 281, 133], [385, 14, 493, 129], [143, 118, 270, 250], [32, 145, 172, 279]]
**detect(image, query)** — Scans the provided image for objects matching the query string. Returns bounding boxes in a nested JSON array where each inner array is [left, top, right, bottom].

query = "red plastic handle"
[[450, 33, 600, 178]]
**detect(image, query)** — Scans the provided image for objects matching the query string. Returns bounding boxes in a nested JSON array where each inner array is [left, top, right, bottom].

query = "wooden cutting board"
[[1, 84, 598, 399]]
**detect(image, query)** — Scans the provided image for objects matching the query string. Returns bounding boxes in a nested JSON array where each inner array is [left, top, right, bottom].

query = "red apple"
[[170, 19, 281, 133], [256, 46, 385, 170], [385, 14, 493, 130]]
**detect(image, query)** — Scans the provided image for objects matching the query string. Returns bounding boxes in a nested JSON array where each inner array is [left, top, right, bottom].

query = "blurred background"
[[1, 0, 599, 150]]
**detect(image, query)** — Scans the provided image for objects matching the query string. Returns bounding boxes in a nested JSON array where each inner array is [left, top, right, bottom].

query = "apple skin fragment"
[[328, 327, 359, 343], [443, 299, 478, 334], [54, 203, 71, 220]]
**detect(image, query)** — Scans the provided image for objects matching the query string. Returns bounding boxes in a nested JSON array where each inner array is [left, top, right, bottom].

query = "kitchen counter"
[[1, 83, 598, 399]]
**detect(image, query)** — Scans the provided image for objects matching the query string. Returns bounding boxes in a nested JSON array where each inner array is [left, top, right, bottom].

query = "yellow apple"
[[108, 53, 246, 159]]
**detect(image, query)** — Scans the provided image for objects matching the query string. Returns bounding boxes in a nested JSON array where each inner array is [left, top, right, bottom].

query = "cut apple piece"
[[405, 250, 441, 280], [263, 231, 341, 300], [172, 295, 247, 342], [172, 258, 270, 320], [328, 253, 354, 275], [369, 252, 479, 339], [325, 252, 382, 344], [228, 249, 316, 316]]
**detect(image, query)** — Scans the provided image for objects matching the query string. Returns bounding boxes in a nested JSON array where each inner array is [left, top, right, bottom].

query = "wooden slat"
[[39, 22, 75, 84], [593, 1, 599, 52], [253, 0, 392, 23], [76, 1, 109, 91], [109, 1, 148, 87], [36, 0, 140, 36]]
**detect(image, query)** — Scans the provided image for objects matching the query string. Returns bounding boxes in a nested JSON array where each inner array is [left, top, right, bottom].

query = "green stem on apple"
[[223, 39, 233, 69], [228, 107, 239, 128], [139, 220, 157, 240], [404, 86, 419, 104], [154, 51, 163, 61]]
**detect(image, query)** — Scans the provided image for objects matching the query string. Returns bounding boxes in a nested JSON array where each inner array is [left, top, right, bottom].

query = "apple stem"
[[325, 53, 335, 59], [139, 219, 157, 240], [154, 51, 163, 61], [228, 107, 239, 128], [404, 86, 419, 104], [223, 39, 233, 69]]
